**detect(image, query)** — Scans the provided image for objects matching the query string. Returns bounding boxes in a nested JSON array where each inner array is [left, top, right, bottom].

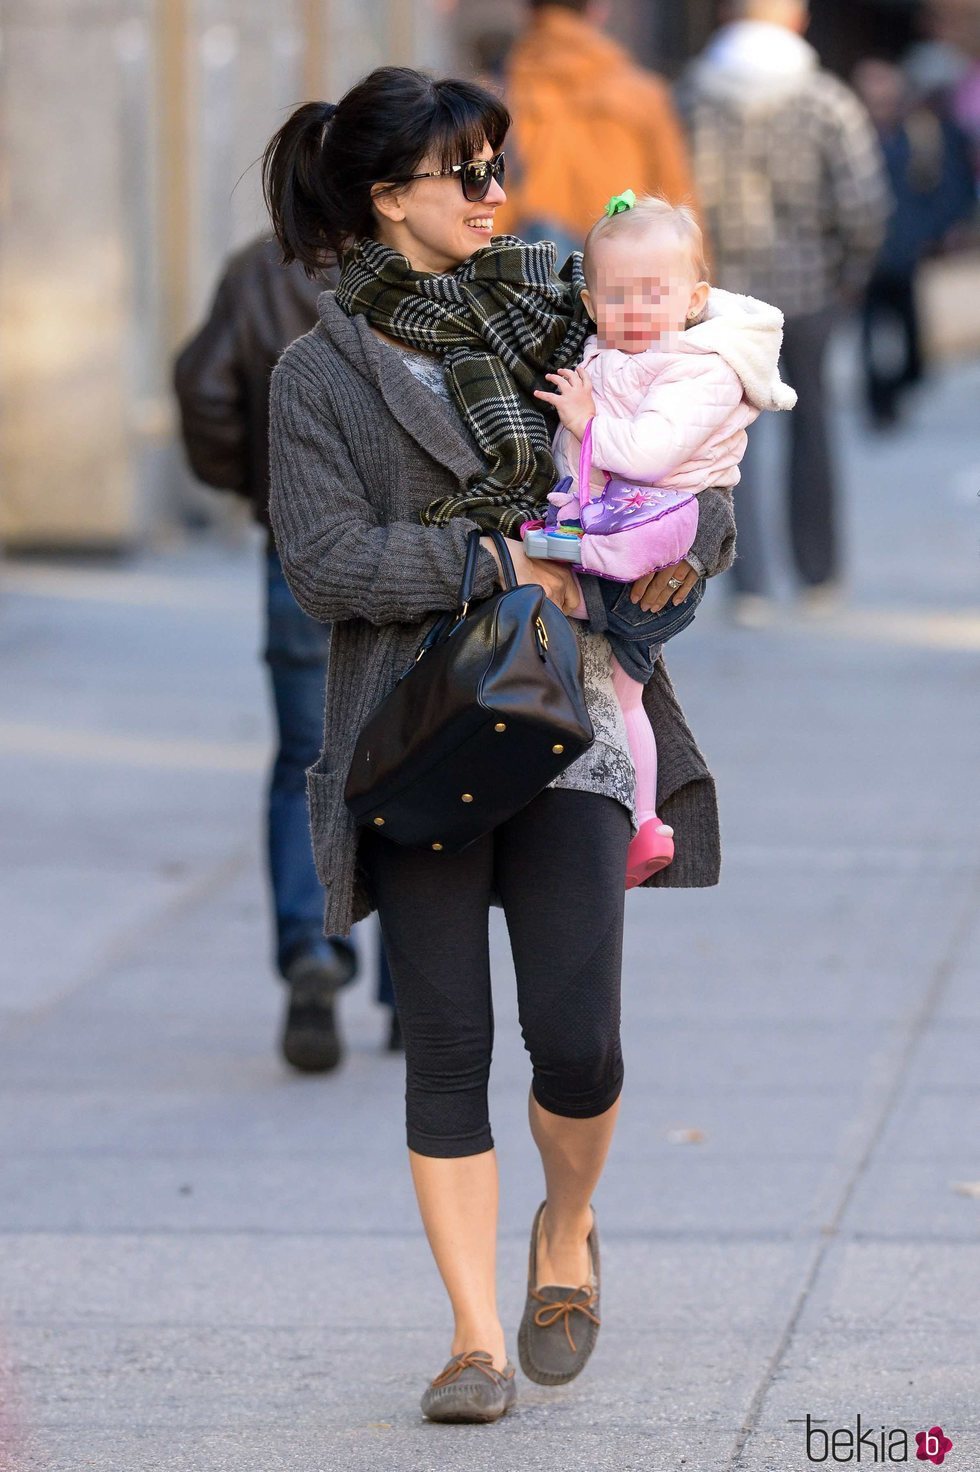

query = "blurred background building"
[[1, 0, 977, 549], [0, 0, 453, 549]]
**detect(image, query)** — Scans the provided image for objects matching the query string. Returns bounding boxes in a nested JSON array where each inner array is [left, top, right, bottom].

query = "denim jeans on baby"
[[596, 573, 707, 683]]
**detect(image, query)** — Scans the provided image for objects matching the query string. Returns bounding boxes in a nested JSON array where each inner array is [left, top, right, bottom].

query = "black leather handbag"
[[344, 528, 594, 853]]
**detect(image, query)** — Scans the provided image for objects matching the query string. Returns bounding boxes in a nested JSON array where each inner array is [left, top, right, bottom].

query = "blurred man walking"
[[854, 57, 975, 428], [677, 0, 889, 616], [495, 0, 697, 255], [174, 238, 399, 1072]]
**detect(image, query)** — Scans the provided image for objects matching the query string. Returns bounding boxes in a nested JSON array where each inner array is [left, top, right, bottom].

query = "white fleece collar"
[[679, 288, 798, 412]]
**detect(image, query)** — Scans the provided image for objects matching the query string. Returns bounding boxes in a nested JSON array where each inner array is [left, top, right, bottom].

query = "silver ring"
[[666, 577, 683, 590]]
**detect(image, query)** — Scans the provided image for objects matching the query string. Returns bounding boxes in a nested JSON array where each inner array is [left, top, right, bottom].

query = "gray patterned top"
[[394, 344, 639, 835]]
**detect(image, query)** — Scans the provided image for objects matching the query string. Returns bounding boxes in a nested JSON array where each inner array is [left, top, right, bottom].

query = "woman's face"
[[371, 138, 506, 274]]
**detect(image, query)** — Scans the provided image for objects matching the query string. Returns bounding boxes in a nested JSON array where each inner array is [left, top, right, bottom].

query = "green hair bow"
[[604, 189, 636, 217]]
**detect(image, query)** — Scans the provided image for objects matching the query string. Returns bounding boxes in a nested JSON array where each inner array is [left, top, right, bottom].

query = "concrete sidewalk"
[[1, 356, 978, 1472]]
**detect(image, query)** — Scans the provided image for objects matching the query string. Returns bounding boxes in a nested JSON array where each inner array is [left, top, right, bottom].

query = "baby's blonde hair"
[[582, 194, 709, 294]]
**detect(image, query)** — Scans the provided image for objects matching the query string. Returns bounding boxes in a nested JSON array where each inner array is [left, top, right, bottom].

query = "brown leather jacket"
[[173, 237, 338, 539]]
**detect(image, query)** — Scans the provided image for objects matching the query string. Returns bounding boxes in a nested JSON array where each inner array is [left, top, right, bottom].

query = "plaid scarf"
[[335, 234, 592, 536]]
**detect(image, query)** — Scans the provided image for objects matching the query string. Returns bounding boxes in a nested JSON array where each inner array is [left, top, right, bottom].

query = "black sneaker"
[[280, 944, 356, 1074]]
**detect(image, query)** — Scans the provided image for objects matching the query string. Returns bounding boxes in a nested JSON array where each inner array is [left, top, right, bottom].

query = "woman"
[[263, 67, 735, 1423]]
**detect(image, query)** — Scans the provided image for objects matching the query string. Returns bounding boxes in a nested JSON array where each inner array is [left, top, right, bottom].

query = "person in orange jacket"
[[494, 0, 699, 255]]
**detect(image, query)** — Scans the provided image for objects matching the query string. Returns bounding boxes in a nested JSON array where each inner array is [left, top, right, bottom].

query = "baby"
[[532, 193, 796, 887]]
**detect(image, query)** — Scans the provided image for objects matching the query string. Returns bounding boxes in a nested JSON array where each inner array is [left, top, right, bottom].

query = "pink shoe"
[[625, 819, 674, 889]]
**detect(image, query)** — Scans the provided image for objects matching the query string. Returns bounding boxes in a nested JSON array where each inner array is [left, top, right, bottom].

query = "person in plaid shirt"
[[675, 0, 890, 617]]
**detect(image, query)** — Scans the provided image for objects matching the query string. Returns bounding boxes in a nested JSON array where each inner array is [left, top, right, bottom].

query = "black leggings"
[[361, 788, 630, 1158]]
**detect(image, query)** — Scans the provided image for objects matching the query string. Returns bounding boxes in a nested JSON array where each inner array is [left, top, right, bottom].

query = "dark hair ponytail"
[[262, 67, 510, 274]]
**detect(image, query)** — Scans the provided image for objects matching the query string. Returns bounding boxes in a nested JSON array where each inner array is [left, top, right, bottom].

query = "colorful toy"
[[521, 420, 699, 582]]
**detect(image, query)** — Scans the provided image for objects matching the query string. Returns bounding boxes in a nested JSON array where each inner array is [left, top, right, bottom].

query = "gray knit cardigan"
[[268, 292, 736, 937]]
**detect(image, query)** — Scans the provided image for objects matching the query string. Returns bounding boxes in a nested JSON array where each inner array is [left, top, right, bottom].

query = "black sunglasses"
[[394, 151, 506, 203]]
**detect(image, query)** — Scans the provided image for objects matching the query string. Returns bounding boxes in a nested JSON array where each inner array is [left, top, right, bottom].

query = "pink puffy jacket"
[[554, 288, 797, 496]]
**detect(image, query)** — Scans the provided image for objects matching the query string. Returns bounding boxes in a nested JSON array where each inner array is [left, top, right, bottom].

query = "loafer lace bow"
[[430, 1349, 505, 1388], [530, 1283, 600, 1353]]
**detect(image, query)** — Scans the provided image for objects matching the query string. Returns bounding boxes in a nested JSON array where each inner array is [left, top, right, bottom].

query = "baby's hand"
[[534, 367, 596, 440]]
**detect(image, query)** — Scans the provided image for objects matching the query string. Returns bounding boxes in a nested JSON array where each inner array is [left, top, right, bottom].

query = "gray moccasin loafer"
[[518, 1199, 601, 1386], [420, 1349, 517, 1423]]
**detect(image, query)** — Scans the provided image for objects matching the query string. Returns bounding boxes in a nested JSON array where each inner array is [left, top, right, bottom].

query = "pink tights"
[[610, 657, 659, 826]]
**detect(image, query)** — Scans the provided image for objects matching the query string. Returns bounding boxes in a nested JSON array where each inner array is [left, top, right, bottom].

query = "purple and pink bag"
[[525, 418, 700, 582]]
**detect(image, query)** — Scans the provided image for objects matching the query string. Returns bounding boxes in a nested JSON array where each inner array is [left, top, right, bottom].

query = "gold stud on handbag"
[[344, 529, 594, 853]]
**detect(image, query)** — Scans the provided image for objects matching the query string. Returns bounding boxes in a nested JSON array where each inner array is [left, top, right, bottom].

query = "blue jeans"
[[264, 549, 394, 1006], [596, 574, 707, 683]]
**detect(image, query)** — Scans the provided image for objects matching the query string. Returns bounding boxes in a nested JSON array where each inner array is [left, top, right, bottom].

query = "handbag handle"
[[459, 526, 517, 611]]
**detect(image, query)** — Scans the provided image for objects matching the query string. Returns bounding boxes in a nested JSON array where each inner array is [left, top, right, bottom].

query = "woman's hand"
[[482, 535, 582, 615], [629, 559, 698, 613], [533, 367, 596, 441]]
